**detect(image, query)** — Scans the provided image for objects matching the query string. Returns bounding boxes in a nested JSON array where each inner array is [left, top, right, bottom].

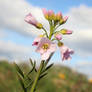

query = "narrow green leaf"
[[29, 58, 33, 66], [14, 63, 24, 78], [27, 61, 36, 75], [17, 74, 27, 92], [34, 60, 37, 72], [26, 80, 33, 89], [39, 72, 48, 80], [45, 63, 53, 71]]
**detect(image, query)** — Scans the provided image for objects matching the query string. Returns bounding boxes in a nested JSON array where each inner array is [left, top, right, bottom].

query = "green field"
[[0, 60, 92, 92]]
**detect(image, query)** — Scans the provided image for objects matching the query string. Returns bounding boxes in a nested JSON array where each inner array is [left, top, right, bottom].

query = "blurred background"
[[0, 0, 92, 91]]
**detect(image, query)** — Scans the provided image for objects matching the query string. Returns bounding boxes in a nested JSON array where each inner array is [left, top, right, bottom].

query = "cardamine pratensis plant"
[[15, 8, 74, 92]]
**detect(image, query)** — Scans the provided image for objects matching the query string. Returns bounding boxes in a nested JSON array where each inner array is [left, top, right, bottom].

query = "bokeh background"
[[0, 0, 92, 91]]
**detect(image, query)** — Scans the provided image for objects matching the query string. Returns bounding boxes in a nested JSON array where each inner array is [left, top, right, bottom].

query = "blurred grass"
[[0, 60, 92, 92]]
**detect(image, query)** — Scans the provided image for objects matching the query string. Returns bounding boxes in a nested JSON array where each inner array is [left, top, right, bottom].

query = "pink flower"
[[55, 33, 62, 40], [36, 37, 56, 60], [32, 36, 42, 46], [24, 13, 38, 26], [59, 45, 74, 61]]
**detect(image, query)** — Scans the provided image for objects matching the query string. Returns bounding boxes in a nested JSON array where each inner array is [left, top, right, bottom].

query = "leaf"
[[26, 80, 33, 89], [45, 63, 53, 71], [27, 61, 36, 75], [34, 60, 37, 72], [29, 58, 33, 66], [14, 63, 24, 78], [39, 72, 48, 80], [41, 63, 53, 74], [29, 59, 37, 72], [17, 73, 27, 92]]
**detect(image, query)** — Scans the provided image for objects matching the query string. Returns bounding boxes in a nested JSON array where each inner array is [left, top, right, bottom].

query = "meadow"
[[0, 60, 92, 92]]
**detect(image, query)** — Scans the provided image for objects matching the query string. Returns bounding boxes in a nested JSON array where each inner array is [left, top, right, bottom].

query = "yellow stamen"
[[42, 43, 49, 50]]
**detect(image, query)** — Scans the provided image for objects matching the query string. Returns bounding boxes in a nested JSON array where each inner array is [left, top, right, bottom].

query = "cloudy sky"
[[0, 0, 92, 78]]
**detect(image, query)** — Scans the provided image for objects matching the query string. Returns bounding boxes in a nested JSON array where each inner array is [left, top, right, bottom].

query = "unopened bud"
[[56, 12, 62, 21], [36, 23, 43, 29], [58, 42, 64, 47], [54, 33, 62, 40], [59, 16, 68, 25], [60, 29, 72, 35]]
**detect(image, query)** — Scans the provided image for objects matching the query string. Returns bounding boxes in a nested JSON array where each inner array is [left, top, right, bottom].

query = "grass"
[[0, 60, 92, 92]]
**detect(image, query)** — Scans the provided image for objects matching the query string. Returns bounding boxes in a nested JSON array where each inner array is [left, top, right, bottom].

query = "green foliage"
[[0, 60, 92, 92]]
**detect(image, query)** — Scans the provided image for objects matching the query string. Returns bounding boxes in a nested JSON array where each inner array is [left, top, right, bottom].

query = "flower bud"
[[54, 33, 62, 40], [56, 12, 62, 21], [42, 8, 48, 19], [48, 10, 55, 20], [58, 42, 64, 47], [60, 29, 72, 35], [63, 16, 68, 22], [59, 16, 68, 25], [36, 23, 43, 29], [24, 13, 37, 26]]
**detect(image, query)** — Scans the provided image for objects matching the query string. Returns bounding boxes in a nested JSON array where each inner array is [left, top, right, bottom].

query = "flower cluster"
[[25, 8, 74, 61]]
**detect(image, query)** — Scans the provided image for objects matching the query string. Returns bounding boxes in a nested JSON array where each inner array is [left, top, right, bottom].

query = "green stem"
[[30, 61, 44, 92], [54, 24, 60, 31], [42, 27, 49, 38], [49, 25, 54, 39]]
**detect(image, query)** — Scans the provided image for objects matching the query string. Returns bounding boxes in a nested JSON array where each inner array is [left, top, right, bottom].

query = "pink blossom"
[[36, 37, 56, 60], [32, 37, 42, 46], [55, 34, 62, 40], [24, 13, 37, 26], [59, 45, 74, 61]]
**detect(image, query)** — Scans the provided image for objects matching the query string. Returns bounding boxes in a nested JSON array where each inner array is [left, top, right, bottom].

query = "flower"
[[25, 13, 42, 29], [36, 37, 56, 60], [55, 33, 62, 40], [59, 45, 74, 61], [32, 36, 43, 46]]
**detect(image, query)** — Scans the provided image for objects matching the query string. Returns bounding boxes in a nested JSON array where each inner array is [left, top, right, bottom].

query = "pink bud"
[[48, 10, 54, 16], [42, 8, 48, 15], [66, 30, 72, 34], [55, 34, 62, 40], [63, 16, 68, 21], [24, 13, 37, 26], [57, 12, 62, 17]]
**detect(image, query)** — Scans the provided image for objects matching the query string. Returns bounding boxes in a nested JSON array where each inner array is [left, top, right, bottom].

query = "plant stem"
[[49, 25, 54, 39], [42, 27, 49, 38], [30, 61, 44, 92]]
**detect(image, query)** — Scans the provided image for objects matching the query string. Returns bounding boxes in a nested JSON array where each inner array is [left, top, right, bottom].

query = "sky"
[[0, 0, 92, 78]]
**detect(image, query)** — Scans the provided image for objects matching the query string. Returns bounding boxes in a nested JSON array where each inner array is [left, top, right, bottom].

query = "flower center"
[[42, 43, 49, 50]]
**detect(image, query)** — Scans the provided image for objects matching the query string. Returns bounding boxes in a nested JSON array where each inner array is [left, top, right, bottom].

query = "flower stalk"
[[30, 61, 44, 92]]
